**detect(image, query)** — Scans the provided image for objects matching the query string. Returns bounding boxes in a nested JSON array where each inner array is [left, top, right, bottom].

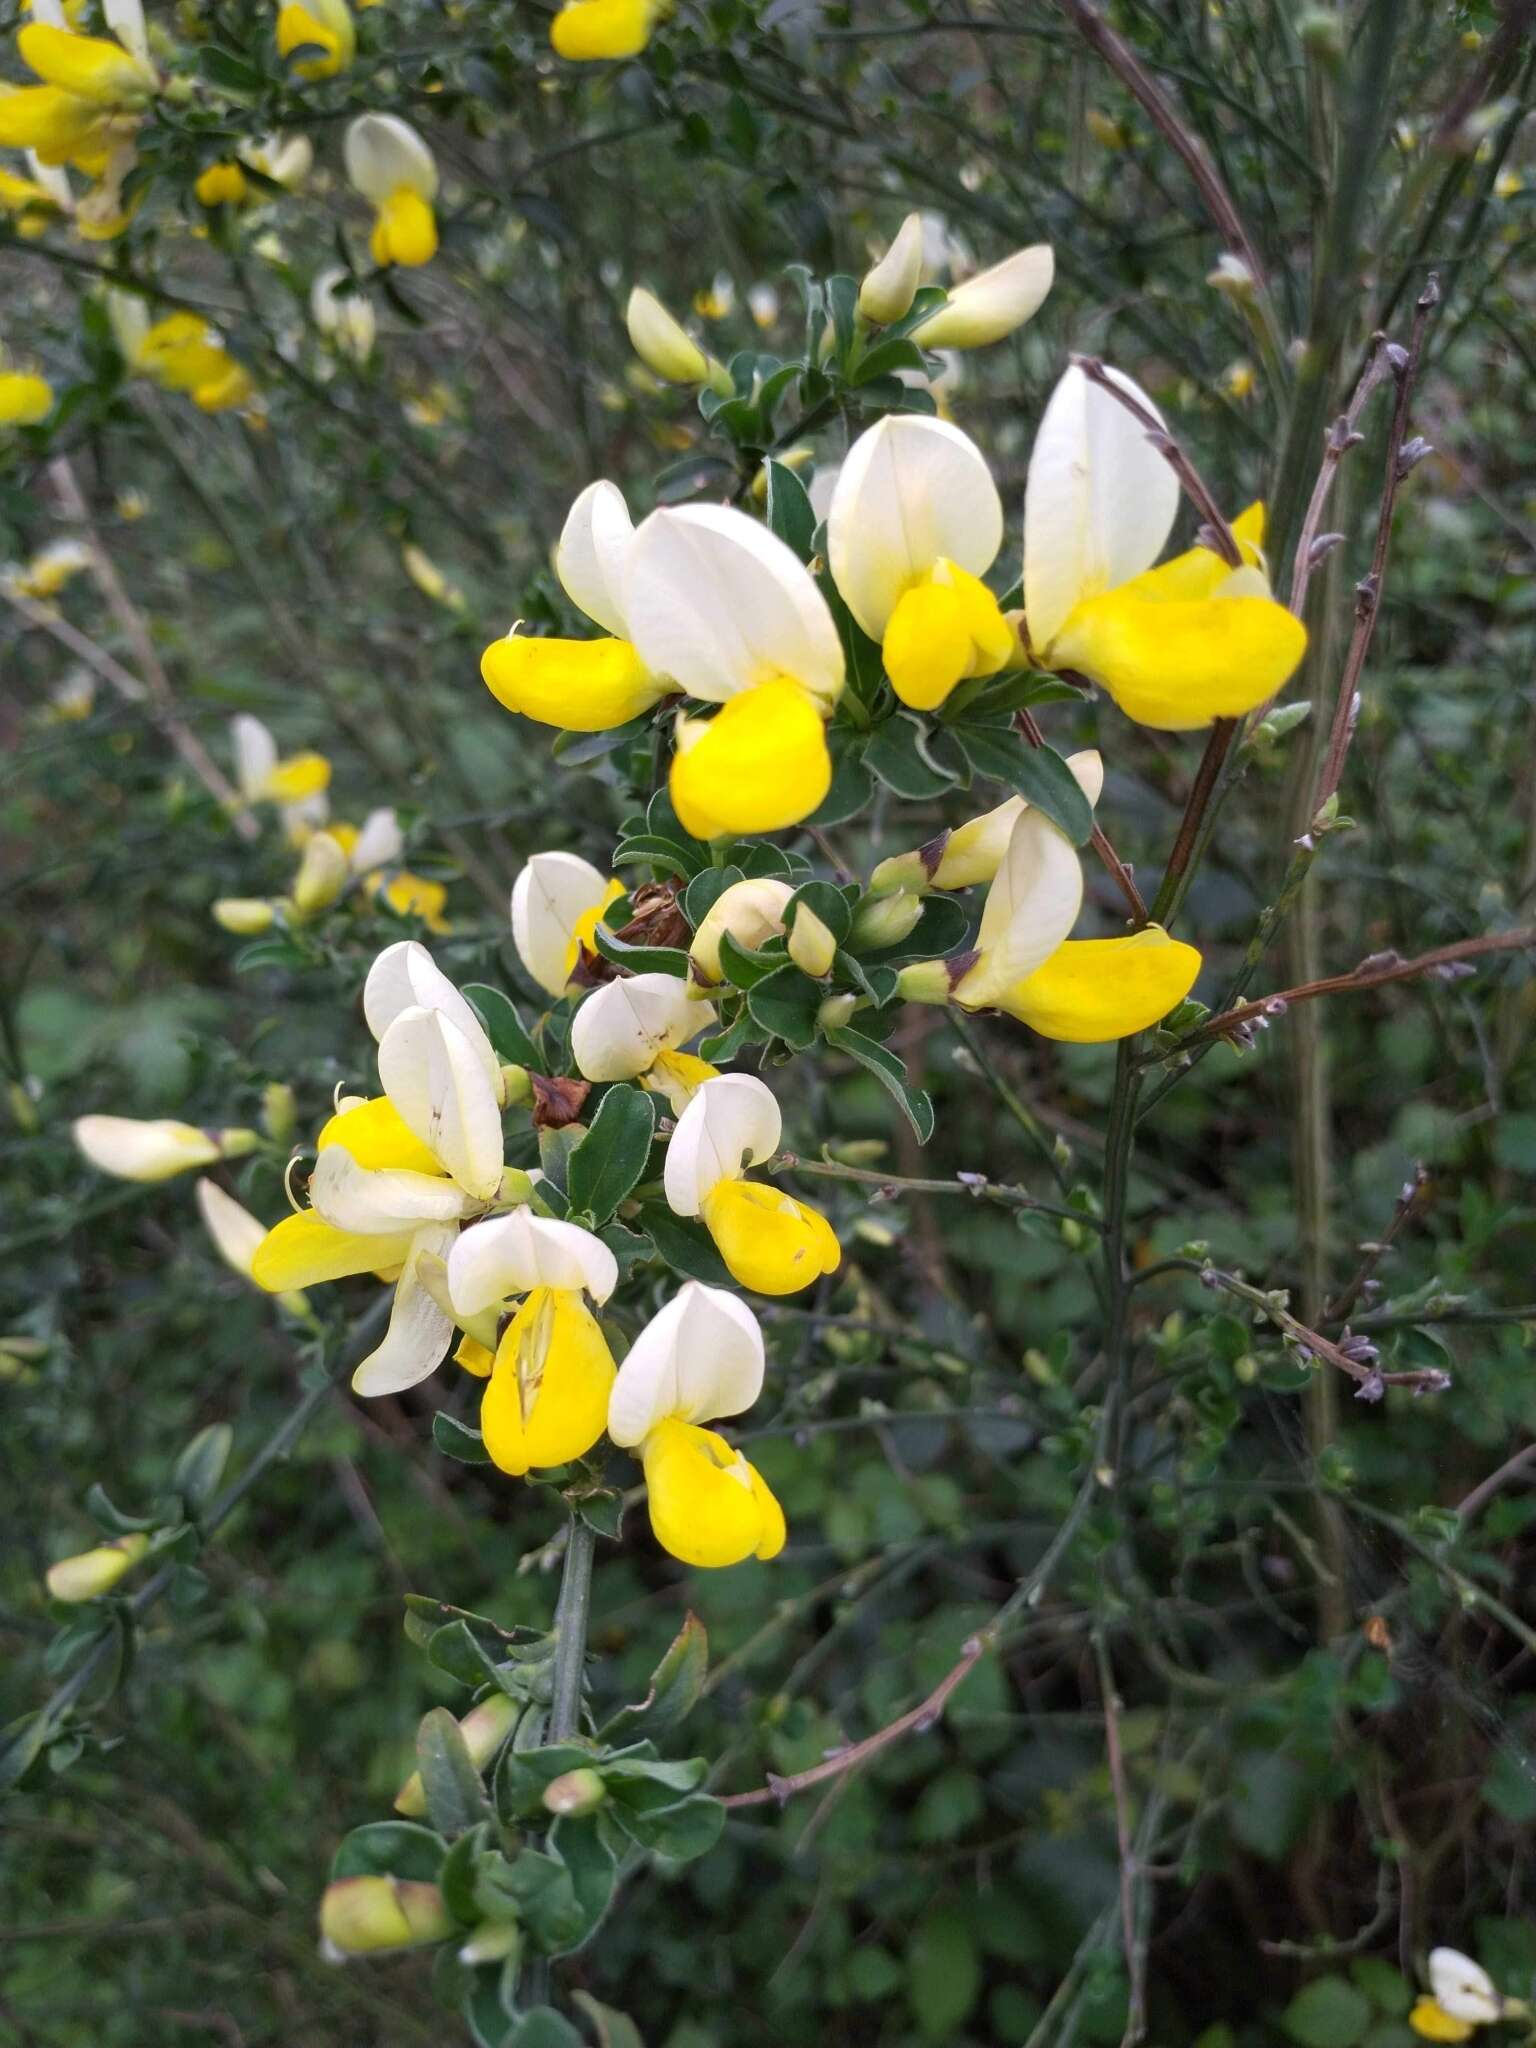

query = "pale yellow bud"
[[858, 210, 924, 324], [290, 831, 350, 916], [787, 903, 837, 978], [895, 959, 953, 1006], [625, 287, 732, 395], [851, 889, 924, 952], [46, 1532, 149, 1603], [459, 1921, 521, 1966], [1207, 253, 1257, 300], [394, 1692, 518, 1817], [541, 1767, 606, 1816], [689, 878, 793, 984], [262, 1081, 297, 1144], [500, 1063, 532, 1106], [909, 244, 1054, 349], [319, 1876, 452, 1957], [816, 992, 860, 1032], [213, 897, 276, 935]]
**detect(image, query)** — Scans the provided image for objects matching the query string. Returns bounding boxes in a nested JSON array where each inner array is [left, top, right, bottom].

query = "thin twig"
[[1150, 718, 1239, 927], [1325, 1163, 1431, 1324], [771, 1151, 1103, 1230], [1287, 335, 1396, 618], [1071, 356, 1243, 567], [1313, 276, 1441, 811], [1095, 1634, 1146, 2047], [1197, 1264, 1450, 1398]]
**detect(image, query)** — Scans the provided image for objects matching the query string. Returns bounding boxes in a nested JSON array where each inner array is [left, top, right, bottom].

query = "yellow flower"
[[997, 927, 1202, 1043], [550, 0, 663, 62], [129, 311, 255, 413], [1023, 362, 1306, 729], [194, 159, 248, 207], [345, 114, 437, 269], [0, 10, 154, 171], [1410, 2003, 1474, 2044], [608, 1282, 784, 1568], [276, 0, 356, 79], [7, 537, 90, 597], [46, 1532, 149, 1603], [0, 161, 64, 237], [625, 285, 730, 391], [664, 1074, 839, 1296], [319, 1877, 451, 1957]]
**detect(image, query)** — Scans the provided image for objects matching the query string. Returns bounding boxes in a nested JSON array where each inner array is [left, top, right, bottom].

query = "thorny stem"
[[1313, 275, 1441, 812]]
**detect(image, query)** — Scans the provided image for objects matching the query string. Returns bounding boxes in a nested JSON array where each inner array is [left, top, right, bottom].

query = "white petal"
[[362, 941, 501, 1101], [663, 1073, 781, 1216], [351, 1224, 458, 1396], [348, 808, 404, 874], [25, 151, 72, 207], [1429, 1952, 1502, 2025], [377, 1008, 504, 1203], [571, 973, 712, 1082], [1068, 747, 1104, 809], [310, 1145, 479, 1232], [607, 1282, 765, 1446], [446, 1209, 618, 1316], [1023, 362, 1180, 653], [858, 210, 924, 324], [194, 1179, 266, 1279], [73, 1116, 219, 1182], [510, 852, 610, 998], [344, 114, 438, 205], [909, 243, 1054, 349], [103, 0, 149, 63], [969, 808, 1084, 997], [624, 505, 845, 708], [827, 416, 1003, 641], [231, 713, 276, 802], [555, 481, 635, 639]]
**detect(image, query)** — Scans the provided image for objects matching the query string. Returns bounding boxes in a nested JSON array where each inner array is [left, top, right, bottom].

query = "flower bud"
[[626, 287, 732, 396], [213, 897, 276, 935], [46, 1532, 149, 1603], [74, 1116, 223, 1182], [541, 1767, 607, 1817], [459, 1920, 521, 1966], [858, 210, 924, 324], [690, 878, 793, 984], [909, 244, 1054, 349], [816, 992, 860, 1033], [290, 831, 350, 916], [500, 1063, 532, 1106], [787, 903, 838, 978], [394, 1692, 518, 1817], [319, 1876, 452, 1958], [401, 543, 464, 611], [1207, 253, 1257, 301], [217, 1127, 260, 1161], [895, 959, 953, 1006], [850, 889, 924, 952], [867, 846, 936, 898], [262, 1081, 297, 1145]]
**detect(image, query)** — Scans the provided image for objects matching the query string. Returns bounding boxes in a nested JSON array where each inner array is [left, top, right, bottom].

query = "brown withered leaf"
[[571, 882, 691, 987], [530, 1074, 591, 1129]]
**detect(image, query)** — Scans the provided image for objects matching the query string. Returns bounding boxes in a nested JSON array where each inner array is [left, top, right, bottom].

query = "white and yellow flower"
[[664, 1073, 839, 1296], [827, 415, 1013, 711], [311, 266, 376, 362], [1408, 1949, 1516, 2042], [345, 114, 437, 270], [510, 848, 625, 997], [624, 505, 846, 839], [0, 0, 155, 172], [870, 750, 1103, 895], [858, 210, 924, 324], [230, 713, 332, 832], [608, 1281, 784, 1568], [570, 973, 717, 1111], [1022, 361, 1307, 729], [276, 0, 355, 79], [624, 285, 729, 392], [4, 536, 91, 600], [483, 482, 673, 734], [445, 1207, 618, 1475], [251, 944, 510, 1394]]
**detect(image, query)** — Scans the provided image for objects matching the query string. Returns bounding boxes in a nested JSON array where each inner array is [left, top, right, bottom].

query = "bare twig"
[[1150, 718, 1239, 926], [1458, 1443, 1536, 1526], [1198, 1265, 1451, 1399], [1070, 356, 1243, 567], [1313, 276, 1441, 811], [1095, 1634, 1146, 2046], [1325, 1163, 1431, 1324], [1287, 335, 1396, 618], [1051, 0, 1270, 292], [1158, 925, 1536, 1055], [770, 1151, 1103, 1230]]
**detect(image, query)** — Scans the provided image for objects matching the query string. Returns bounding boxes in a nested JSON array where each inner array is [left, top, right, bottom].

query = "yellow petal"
[[670, 678, 831, 840], [318, 1096, 448, 1177], [640, 1049, 719, 1116], [641, 1418, 785, 1568], [263, 751, 331, 802], [1410, 2003, 1475, 2044], [481, 632, 664, 732], [17, 24, 155, 105], [998, 928, 1202, 1043], [0, 83, 109, 162], [1106, 501, 1270, 606], [480, 1288, 615, 1476], [884, 560, 1014, 711], [370, 187, 437, 268], [700, 1178, 840, 1296], [454, 1334, 494, 1378], [277, 0, 355, 77], [379, 871, 450, 934], [195, 160, 247, 206], [1047, 581, 1307, 731], [550, 0, 656, 59], [251, 1210, 416, 1292], [0, 372, 52, 426], [193, 361, 254, 413]]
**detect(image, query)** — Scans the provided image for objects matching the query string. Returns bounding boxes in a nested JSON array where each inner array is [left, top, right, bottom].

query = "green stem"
[[548, 1515, 596, 1743]]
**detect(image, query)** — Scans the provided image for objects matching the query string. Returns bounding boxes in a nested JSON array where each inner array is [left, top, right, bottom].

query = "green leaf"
[[950, 726, 1093, 845], [1350, 1960, 1411, 2019], [607, 1791, 724, 1861], [464, 985, 543, 1071], [570, 1991, 645, 2048], [810, 736, 874, 825], [0, 1712, 51, 1796], [639, 1207, 733, 1285], [856, 893, 971, 967], [509, 2011, 586, 2048], [423, 1619, 504, 1689], [826, 273, 859, 364], [716, 928, 787, 989], [907, 1905, 980, 2038], [865, 714, 959, 799], [567, 1088, 657, 1227], [84, 1483, 155, 1535], [440, 1821, 492, 1925], [745, 963, 823, 1049], [851, 335, 930, 384], [172, 1424, 232, 1512], [498, 1742, 603, 1820], [417, 1706, 492, 1837], [600, 1613, 708, 1743], [611, 833, 705, 879], [497, 1847, 587, 1952], [331, 1820, 446, 1882], [433, 1412, 493, 1465], [764, 461, 816, 562], [1282, 1978, 1373, 2048], [588, 927, 690, 978], [825, 1025, 935, 1142], [547, 1813, 617, 1943]]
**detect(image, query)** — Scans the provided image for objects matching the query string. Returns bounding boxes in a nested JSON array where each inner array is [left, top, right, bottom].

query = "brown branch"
[[1052, 0, 1269, 290], [1458, 1442, 1536, 1526], [1168, 926, 1536, 1051], [1149, 717, 1238, 926], [1017, 708, 1148, 924], [1325, 1162, 1431, 1324], [1198, 1265, 1451, 1399], [1313, 276, 1441, 812], [1287, 335, 1396, 618], [719, 1632, 989, 1809], [1070, 356, 1242, 567]]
